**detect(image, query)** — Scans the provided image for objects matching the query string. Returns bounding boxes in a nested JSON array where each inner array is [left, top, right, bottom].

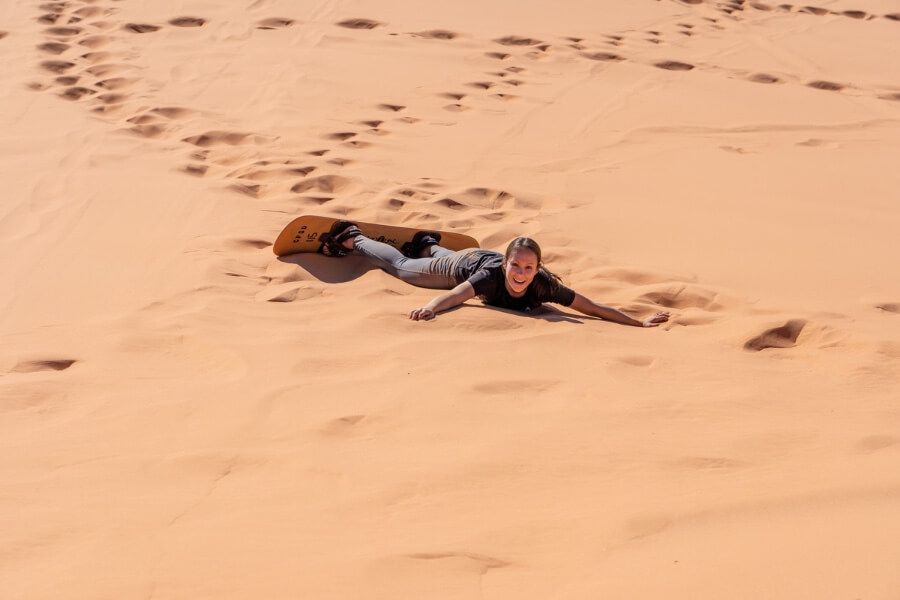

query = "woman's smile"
[[504, 247, 539, 296]]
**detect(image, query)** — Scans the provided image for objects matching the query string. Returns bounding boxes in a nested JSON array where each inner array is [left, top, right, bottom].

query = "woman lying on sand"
[[320, 221, 670, 327]]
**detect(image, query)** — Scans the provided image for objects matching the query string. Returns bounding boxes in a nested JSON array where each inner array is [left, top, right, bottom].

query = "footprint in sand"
[[324, 131, 357, 141], [485, 52, 510, 60], [807, 80, 844, 91], [799, 6, 829, 16], [59, 86, 96, 100], [875, 302, 900, 314], [257, 17, 294, 29], [494, 35, 543, 46], [127, 114, 163, 125], [654, 60, 695, 71], [335, 18, 383, 30], [748, 73, 781, 84], [80, 51, 117, 66], [718, 3, 744, 15], [124, 23, 161, 34], [45, 26, 82, 38], [319, 414, 369, 436], [151, 106, 193, 119], [411, 29, 457, 40], [12, 359, 77, 373], [78, 35, 113, 49], [290, 175, 353, 194], [128, 124, 167, 138], [37, 41, 68, 54], [743, 319, 806, 351], [181, 164, 209, 177], [40, 60, 75, 73], [96, 77, 137, 91], [233, 165, 315, 181], [445, 187, 516, 210], [229, 183, 265, 198], [38, 13, 62, 25], [183, 131, 253, 147], [40, 1, 67, 13], [169, 17, 206, 28], [885, 13, 900, 21], [95, 92, 128, 105], [376, 103, 405, 112], [582, 51, 625, 62]]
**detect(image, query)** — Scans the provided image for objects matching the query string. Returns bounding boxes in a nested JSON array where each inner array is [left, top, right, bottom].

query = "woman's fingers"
[[409, 308, 435, 321]]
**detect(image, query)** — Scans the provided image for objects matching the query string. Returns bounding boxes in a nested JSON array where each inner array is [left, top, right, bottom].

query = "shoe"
[[318, 220, 361, 257], [400, 231, 442, 258]]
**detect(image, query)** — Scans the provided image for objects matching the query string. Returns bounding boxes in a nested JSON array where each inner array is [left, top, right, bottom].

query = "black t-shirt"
[[455, 250, 576, 312]]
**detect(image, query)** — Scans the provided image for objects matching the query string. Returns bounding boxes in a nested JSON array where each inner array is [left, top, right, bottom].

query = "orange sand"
[[2, 0, 899, 598]]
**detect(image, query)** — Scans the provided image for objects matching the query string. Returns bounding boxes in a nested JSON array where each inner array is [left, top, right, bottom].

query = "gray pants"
[[352, 236, 478, 290]]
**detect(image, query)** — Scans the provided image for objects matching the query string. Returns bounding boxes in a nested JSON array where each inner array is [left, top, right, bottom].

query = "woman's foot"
[[401, 231, 442, 258], [319, 220, 361, 257]]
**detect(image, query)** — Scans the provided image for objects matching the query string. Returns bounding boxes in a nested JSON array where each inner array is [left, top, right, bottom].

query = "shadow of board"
[[278, 253, 379, 284]]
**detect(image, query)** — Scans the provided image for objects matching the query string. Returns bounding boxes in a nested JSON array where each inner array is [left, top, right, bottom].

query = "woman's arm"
[[569, 293, 669, 327], [409, 282, 476, 321]]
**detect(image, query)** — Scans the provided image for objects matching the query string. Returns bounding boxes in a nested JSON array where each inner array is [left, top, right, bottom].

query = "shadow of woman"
[[279, 254, 603, 325], [466, 302, 598, 325], [277, 253, 379, 283]]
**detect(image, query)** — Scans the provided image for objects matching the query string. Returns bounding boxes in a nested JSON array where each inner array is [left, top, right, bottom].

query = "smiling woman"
[[319, 220, 669, 327]]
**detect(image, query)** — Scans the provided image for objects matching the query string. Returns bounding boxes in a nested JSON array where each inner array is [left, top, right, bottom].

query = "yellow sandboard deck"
[[273, 215, 480, 257]]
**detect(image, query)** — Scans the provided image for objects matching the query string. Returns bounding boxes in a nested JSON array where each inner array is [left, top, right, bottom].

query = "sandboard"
[[273, 215, 480, 257]]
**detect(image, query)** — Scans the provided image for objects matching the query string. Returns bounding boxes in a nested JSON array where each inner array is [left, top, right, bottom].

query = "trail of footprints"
[[28, 0, 900, 213], [30, 0, 899, 203]]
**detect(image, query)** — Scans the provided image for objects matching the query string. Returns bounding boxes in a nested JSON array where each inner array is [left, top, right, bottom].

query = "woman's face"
[[504, 247, 539, 297]]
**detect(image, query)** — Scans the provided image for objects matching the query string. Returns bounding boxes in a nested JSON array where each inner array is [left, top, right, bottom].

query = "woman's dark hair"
[[503, 237, 563, 286]]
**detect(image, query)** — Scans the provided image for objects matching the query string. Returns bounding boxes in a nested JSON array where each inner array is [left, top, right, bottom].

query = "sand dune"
[[1, 0, 899, 598]]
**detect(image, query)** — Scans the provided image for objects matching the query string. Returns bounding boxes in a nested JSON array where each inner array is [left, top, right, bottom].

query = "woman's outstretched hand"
[[409, 307, 436, 321], [643, 311, 670, 327]]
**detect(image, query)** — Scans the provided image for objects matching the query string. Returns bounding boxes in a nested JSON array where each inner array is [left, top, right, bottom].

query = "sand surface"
[[2, 0, 899, 597]]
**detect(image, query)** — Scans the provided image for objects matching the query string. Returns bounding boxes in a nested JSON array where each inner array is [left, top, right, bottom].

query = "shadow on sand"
[[277, 253, 379, 283], [278, 254, 601, 325]]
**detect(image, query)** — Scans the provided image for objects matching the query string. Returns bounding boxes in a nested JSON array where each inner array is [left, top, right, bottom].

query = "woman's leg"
[[352, 236, 458, 289]]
